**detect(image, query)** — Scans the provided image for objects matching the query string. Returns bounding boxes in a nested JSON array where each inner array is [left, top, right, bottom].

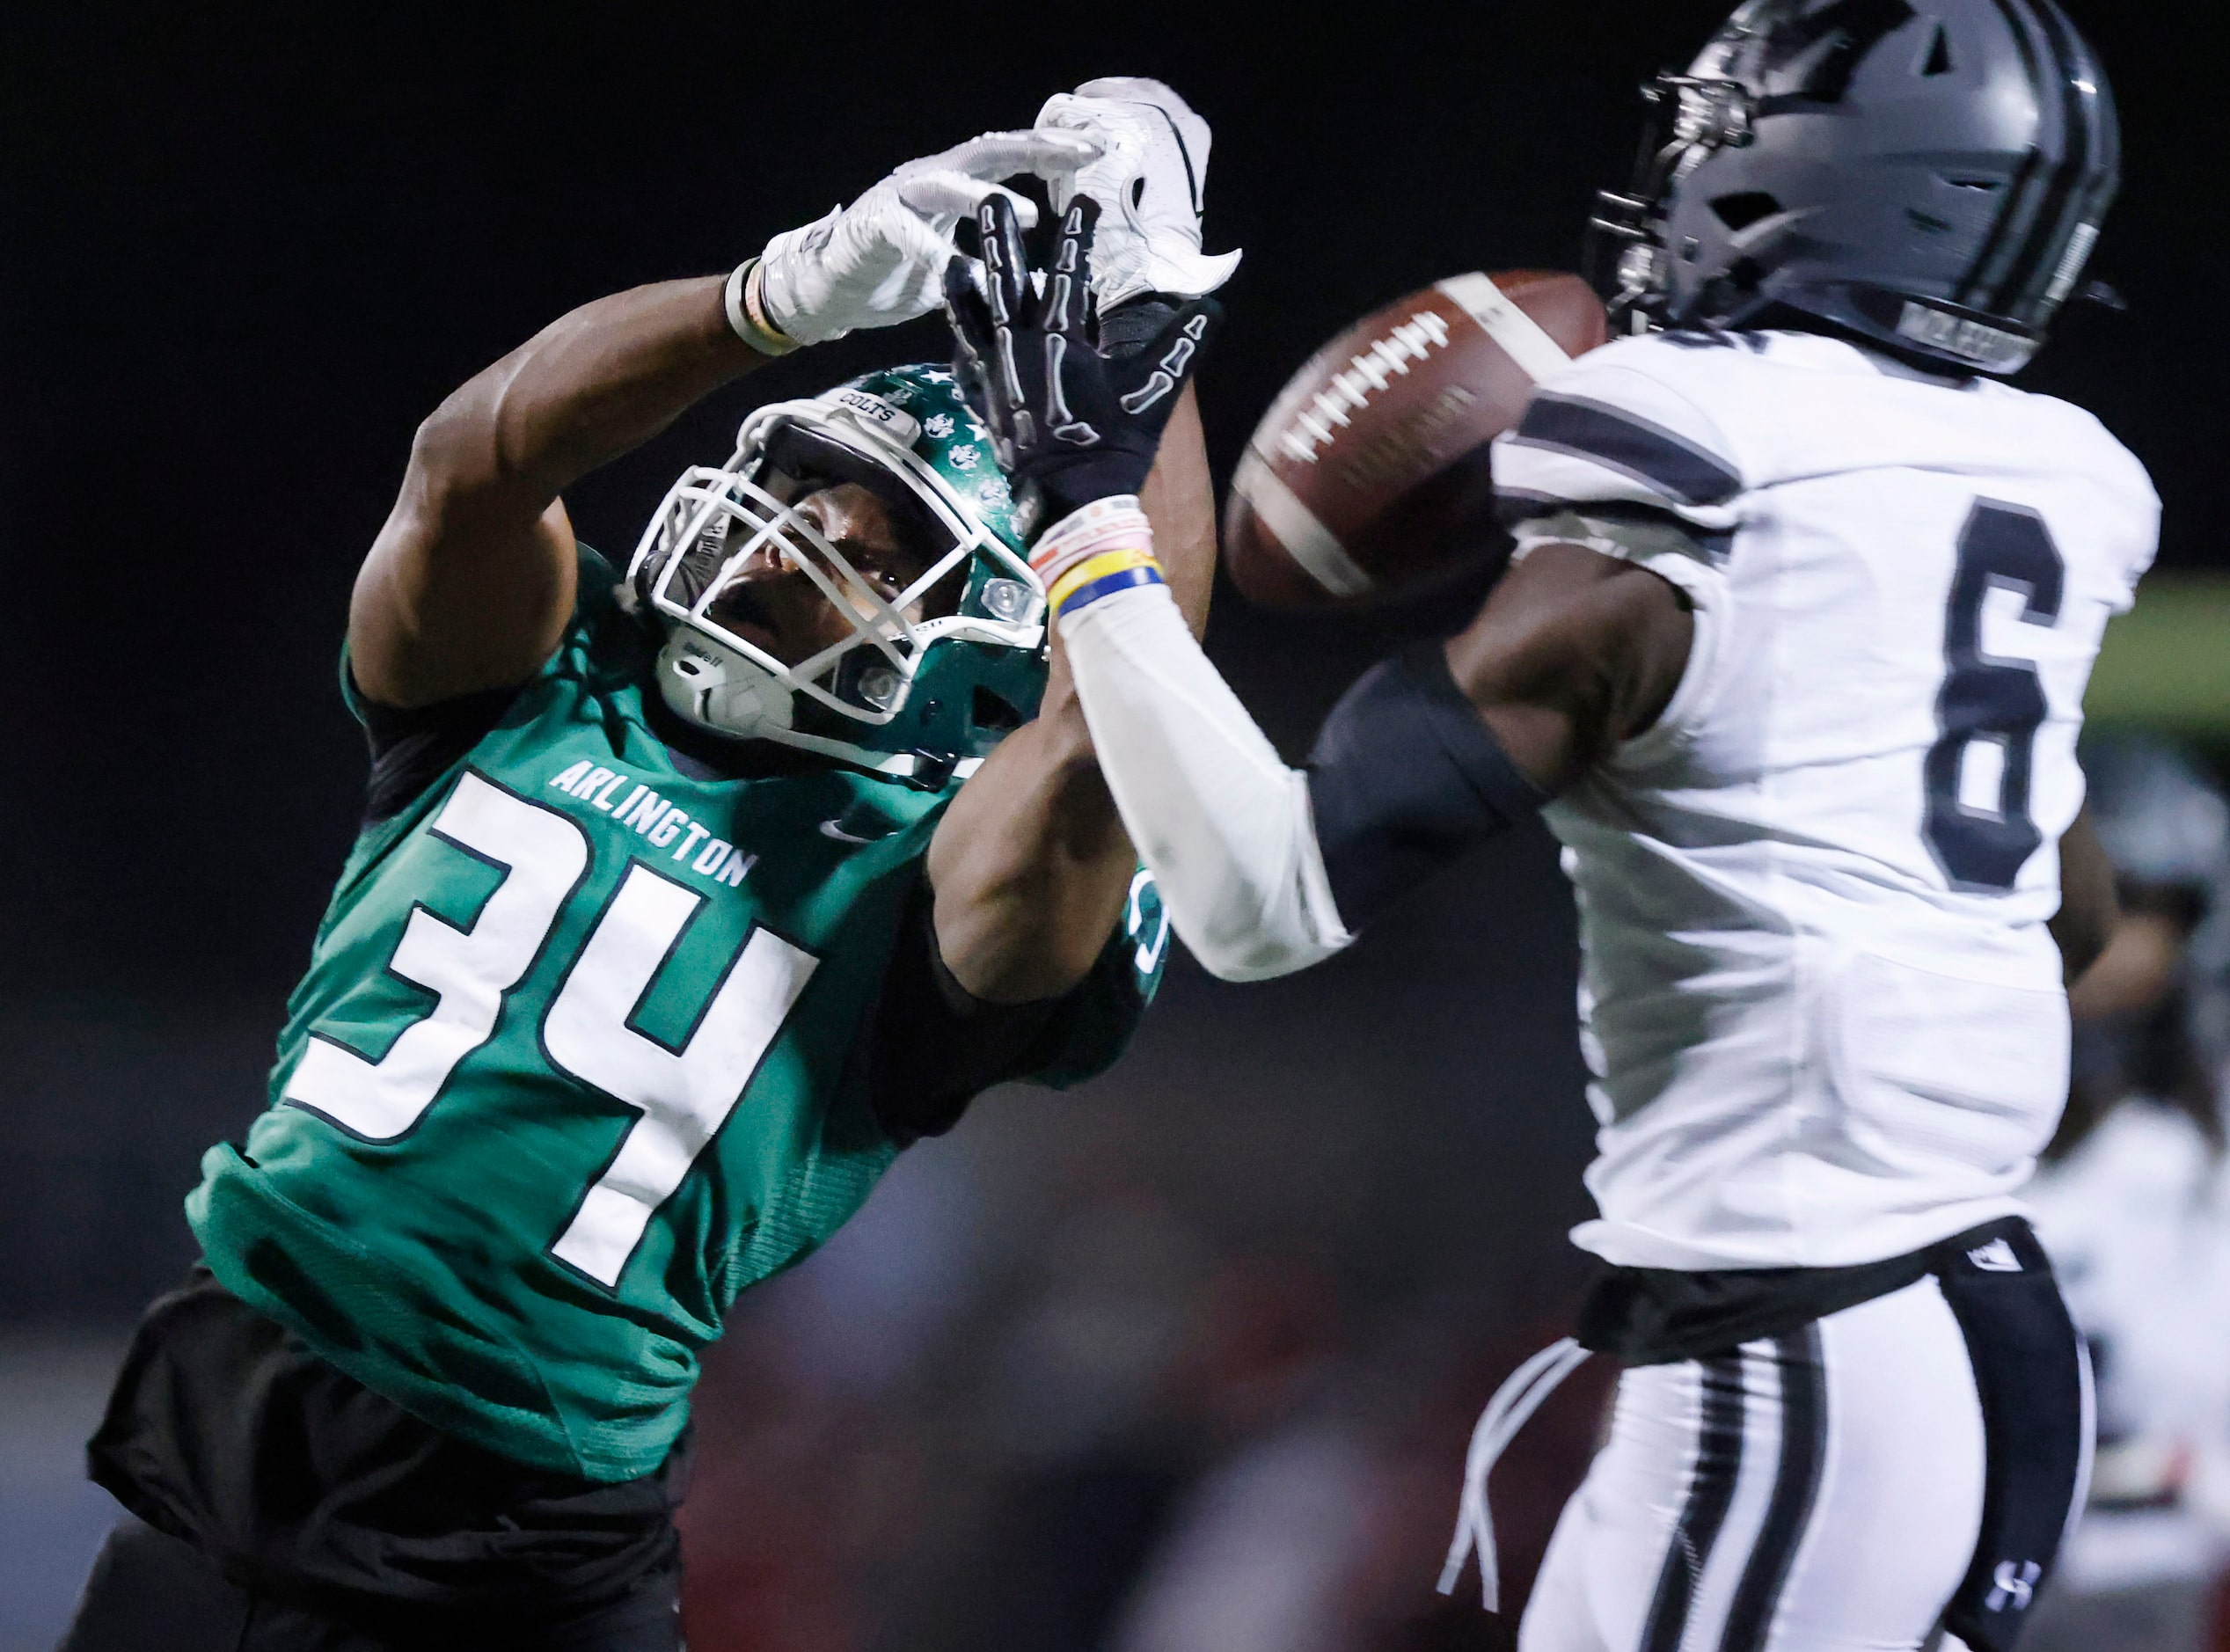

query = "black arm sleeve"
[[1305, 642, 1547, 930], [352, 672, 519, 824], [866, 873, 1074, 1145]]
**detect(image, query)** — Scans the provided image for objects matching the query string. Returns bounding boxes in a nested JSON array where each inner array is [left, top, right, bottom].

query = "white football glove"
[[1035, 78, 1242, 312], [756, 129, 1100, 347]]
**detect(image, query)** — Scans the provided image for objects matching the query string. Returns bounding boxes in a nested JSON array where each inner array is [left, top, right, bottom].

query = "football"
[[1224, 271, 1609, 608]]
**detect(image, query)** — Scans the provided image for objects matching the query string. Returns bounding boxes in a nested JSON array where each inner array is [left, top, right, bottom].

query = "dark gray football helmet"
[[2073, 733, 2230, 1129], [1590, 0, 2120, 374], [2084, 734, 2229, 910]]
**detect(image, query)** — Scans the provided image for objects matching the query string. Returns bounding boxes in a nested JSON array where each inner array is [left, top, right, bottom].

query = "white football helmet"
[[625, 366, 1047, 785]]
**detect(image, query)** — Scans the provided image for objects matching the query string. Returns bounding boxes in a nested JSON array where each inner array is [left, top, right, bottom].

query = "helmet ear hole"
[[1923, 26, 1954, 77], [1710, 191, 1783, 232], [971, 685, 1025, 736]]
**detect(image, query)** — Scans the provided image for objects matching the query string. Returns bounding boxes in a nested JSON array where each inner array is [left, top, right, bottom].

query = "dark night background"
[[0, 3, 2221, 1648], [1, 0, 2220, 1002]]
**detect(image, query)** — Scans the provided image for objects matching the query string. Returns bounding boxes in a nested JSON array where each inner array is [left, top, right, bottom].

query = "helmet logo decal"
[[831, 389, 921, 445]]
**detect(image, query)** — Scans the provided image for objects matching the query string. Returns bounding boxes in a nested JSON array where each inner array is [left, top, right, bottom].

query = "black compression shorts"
[[63, 1268, 686, 1651]]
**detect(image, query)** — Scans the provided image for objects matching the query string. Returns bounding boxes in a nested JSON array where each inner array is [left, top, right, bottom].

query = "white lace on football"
[[1035, 78, 1242, 311]]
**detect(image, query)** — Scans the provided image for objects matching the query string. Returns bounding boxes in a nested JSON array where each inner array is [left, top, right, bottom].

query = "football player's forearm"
[[1059, 577, 1552, 981], [353, 280, 771, 706], [413, 277, 765, 517], [1060, 581, 1353, 982], [921, 387, 1217, 1002], [1136, 385, 1215, 638]]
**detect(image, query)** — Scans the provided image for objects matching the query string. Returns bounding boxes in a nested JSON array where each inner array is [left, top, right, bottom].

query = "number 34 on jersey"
[[284, 771, 818, 1287]]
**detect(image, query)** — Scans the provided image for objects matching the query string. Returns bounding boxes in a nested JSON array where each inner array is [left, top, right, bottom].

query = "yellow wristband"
[[1049, 546, 1163, 616]]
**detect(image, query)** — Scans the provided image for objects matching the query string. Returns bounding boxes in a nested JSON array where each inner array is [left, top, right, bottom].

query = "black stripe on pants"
[[1641, 1354, 1746, 1652], [1722, 1327, 1828, 1652]]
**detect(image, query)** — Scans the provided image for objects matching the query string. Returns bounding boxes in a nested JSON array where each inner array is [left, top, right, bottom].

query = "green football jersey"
[[188, 552, 1167, 1482]]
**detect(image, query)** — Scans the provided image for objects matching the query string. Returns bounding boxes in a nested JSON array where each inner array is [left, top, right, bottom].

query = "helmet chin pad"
[[656, 632, 794, 742]]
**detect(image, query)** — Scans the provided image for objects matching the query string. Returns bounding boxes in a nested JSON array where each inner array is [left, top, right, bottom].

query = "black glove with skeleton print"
[[944, 193, 1217, 541]]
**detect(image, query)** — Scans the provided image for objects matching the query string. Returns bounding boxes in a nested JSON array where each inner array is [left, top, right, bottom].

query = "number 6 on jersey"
[[1924, 501, 2066, 893]]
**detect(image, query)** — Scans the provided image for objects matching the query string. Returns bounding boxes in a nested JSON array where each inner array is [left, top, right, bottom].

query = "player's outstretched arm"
[[937, 197, 1689, 983], [350, 128, 1099, 711], [1052, 511, 1688, 979], [352, 278, 763, 709], [924, 80, 1237, 1004], [938, 192, 1361, 985], [926, 385, 1213, 1002], [925, 174, 1218, 1001]]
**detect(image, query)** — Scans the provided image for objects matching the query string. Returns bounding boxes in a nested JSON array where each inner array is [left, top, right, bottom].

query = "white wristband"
[[1029, 498, 1162, 619]]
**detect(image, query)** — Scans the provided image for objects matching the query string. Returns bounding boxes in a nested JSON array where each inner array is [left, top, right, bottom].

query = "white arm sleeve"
[[1057, 581, 1353, 983]]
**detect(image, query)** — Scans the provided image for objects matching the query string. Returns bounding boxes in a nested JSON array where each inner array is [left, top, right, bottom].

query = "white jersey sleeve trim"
[[1494, 349, 1746, 537], [1617, 549, 1731, 759]]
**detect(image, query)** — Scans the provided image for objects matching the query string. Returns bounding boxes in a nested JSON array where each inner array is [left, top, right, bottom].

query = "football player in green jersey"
[[61, 81, 1238, 1652]]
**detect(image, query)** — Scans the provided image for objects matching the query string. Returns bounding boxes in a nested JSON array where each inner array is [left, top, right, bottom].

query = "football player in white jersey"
[[938, 2, 2157, 1649]]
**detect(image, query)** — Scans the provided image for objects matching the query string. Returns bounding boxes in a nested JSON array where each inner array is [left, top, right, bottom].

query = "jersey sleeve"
[[336, 544, 627, 824], [1493, 342, 1746, 552], [1022, 866, 1170, 1089], [1492, 347, 1747, 757], [344, 667, 522, 824], [2101, 436, 2162, 612]]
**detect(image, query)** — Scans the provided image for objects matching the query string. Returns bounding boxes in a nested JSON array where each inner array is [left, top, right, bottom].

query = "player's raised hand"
[[944, 194, 1217, 538], [749, 129, 1101, 348], [1035, 77, 1240, 312]]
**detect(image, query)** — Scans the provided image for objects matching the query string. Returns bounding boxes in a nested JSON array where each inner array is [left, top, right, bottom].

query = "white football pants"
[[1520, 1276, 2083, 1652]]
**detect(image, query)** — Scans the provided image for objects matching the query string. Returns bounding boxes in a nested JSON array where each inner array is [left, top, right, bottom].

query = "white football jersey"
[[1493, 329, 2160, 1269]]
